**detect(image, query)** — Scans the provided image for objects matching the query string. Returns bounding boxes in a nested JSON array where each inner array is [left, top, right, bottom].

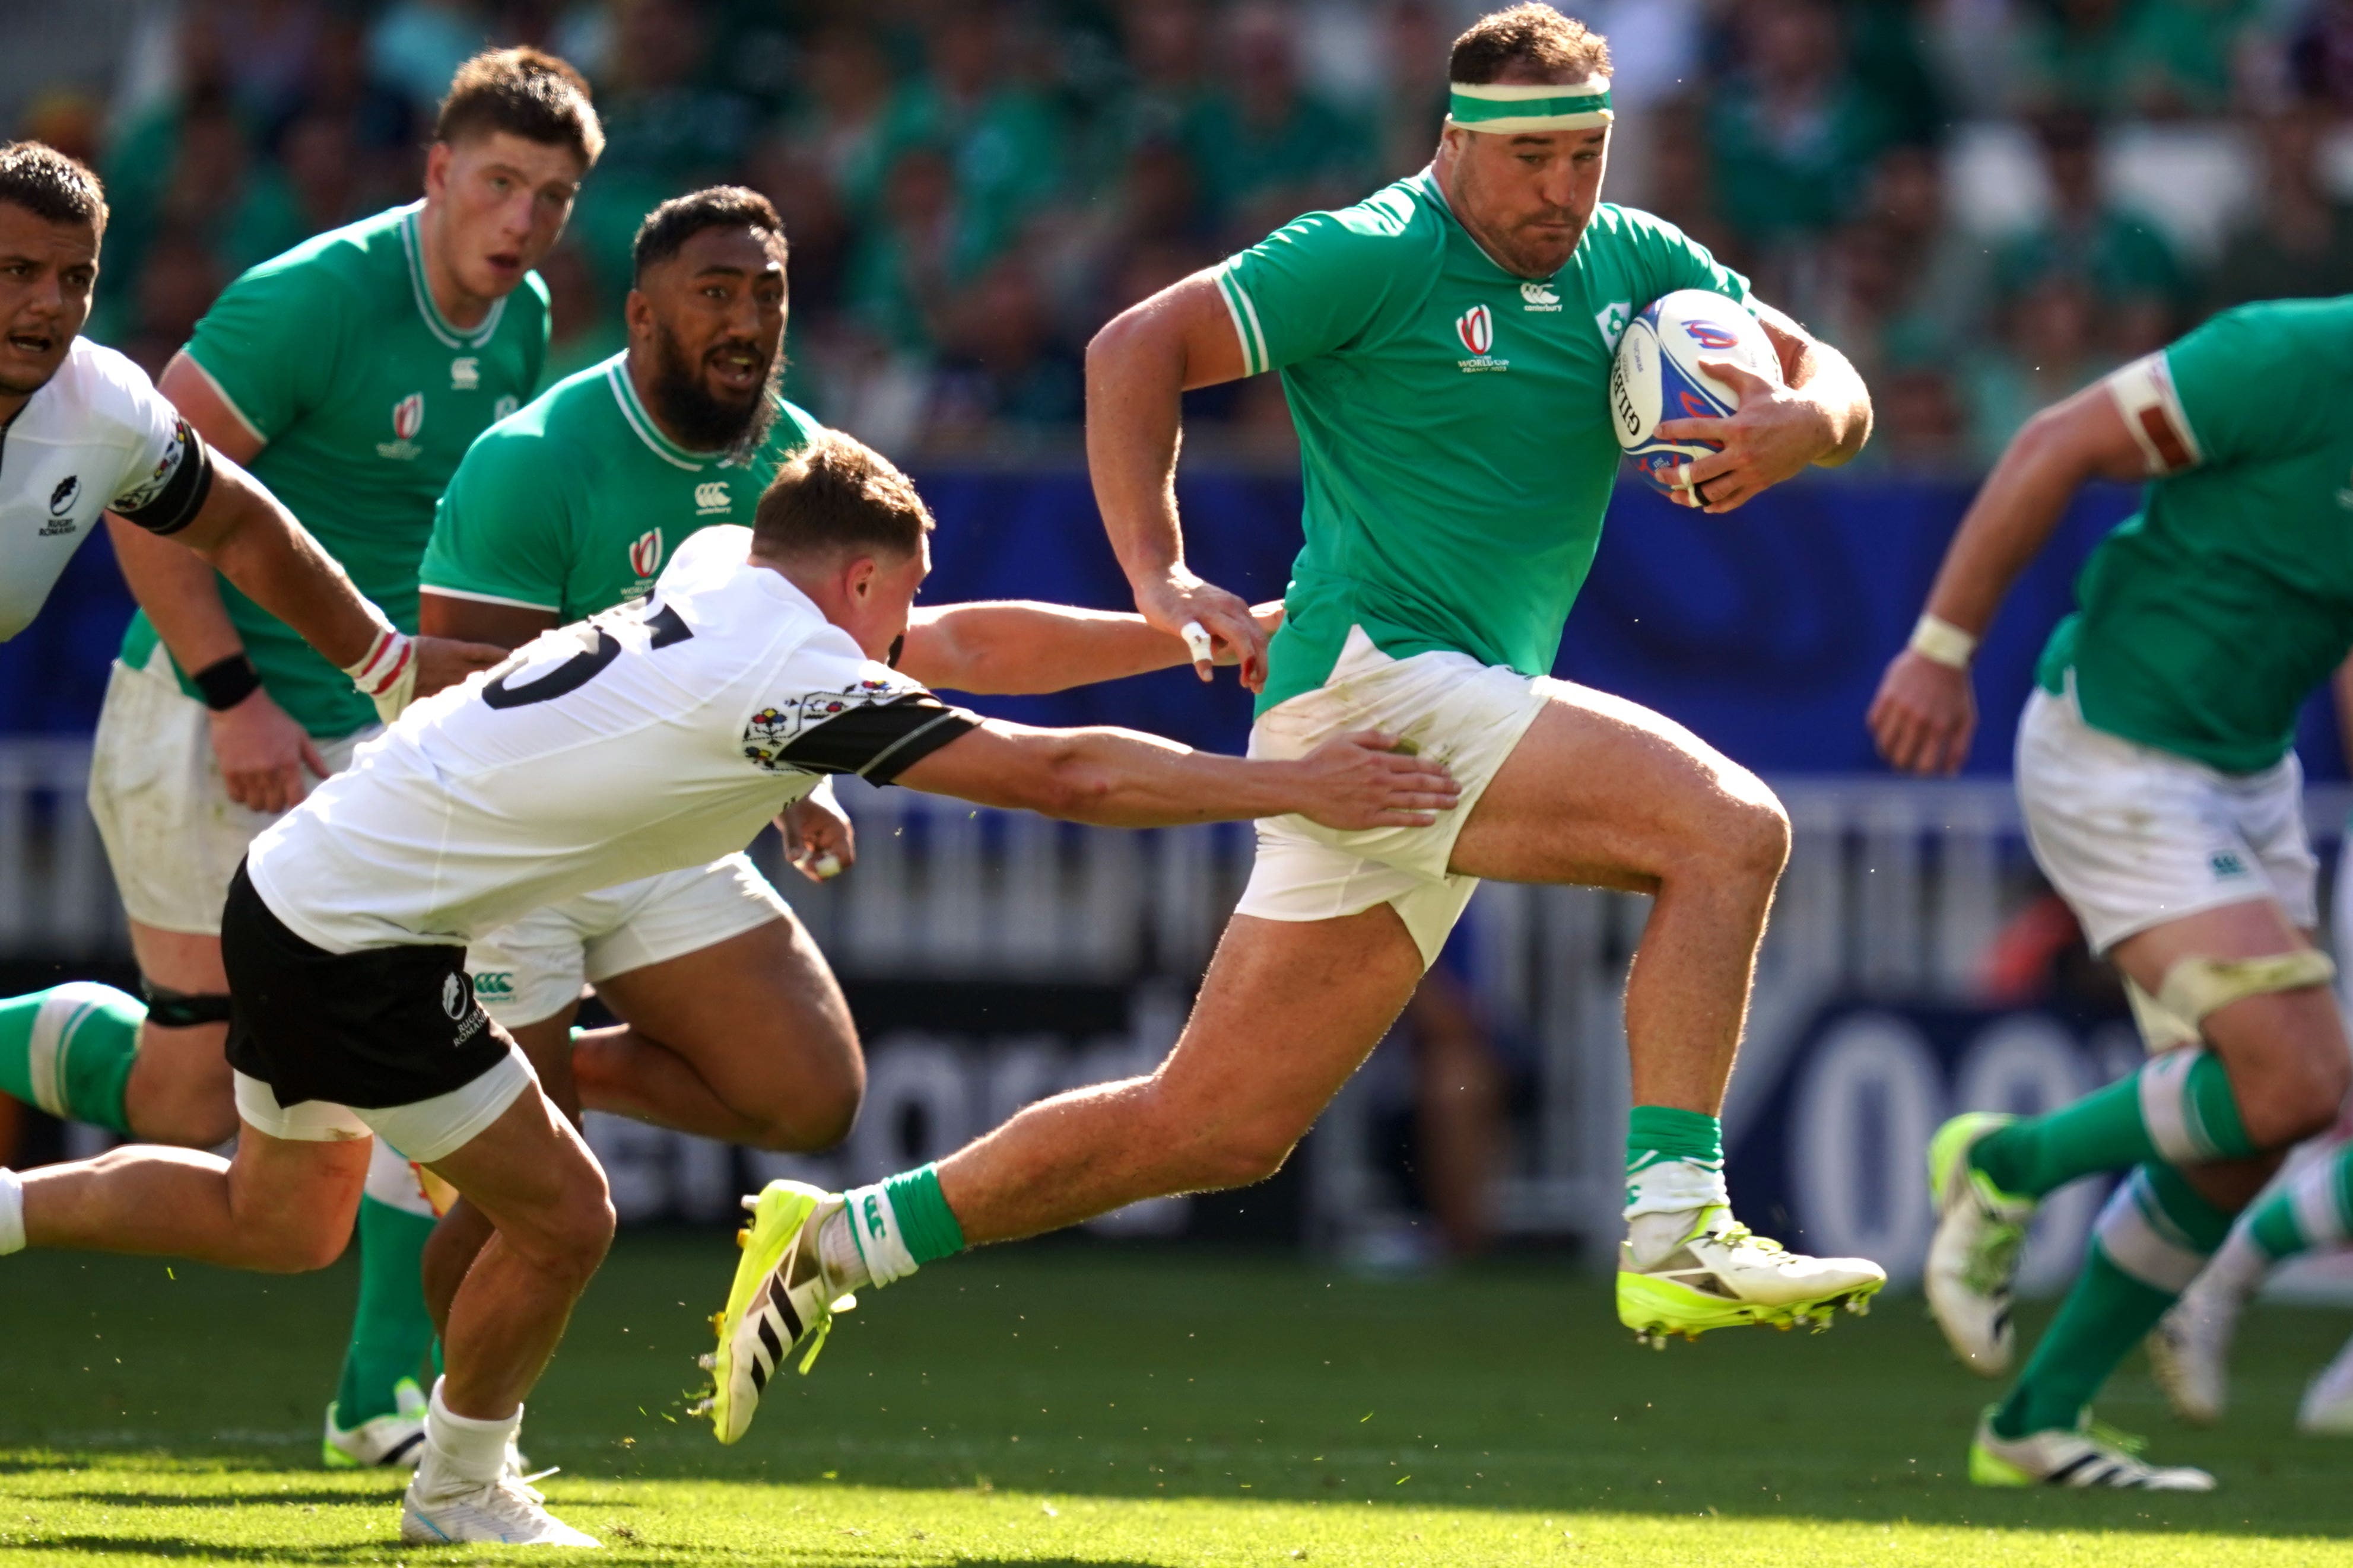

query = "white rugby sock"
[[817, 1207, 872, 1292], [1622, 1156, 1729, 1269], [0, 1168, 22, 1255], [424, 1376, 520, 1485], [836, 1182, 920, 1286]]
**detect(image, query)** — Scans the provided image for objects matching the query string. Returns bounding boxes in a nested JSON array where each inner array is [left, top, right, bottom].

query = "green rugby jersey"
[[2035, 297, 2353, 774], [1214, 173, 1750, 713], [420, 352, 821, 621], [119, 203, 548, 736]]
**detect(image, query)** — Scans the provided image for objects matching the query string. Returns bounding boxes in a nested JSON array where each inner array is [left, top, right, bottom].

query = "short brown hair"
[[436, 47, 604, 167], [1449, 4, 1611, 85], [0, 141, 106, 233], [755, 432, 932, 561]]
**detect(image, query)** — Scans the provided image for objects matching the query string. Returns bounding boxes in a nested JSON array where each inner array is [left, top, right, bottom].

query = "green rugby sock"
[[1623, 1105, 1726, 1216], [0, 983, 143, 1136], [1993, 1162, 2235, 1439], [1971, 1049, 2255, 1199], [2245, 1145, 2353, 1263], [331, 1195, 439, 1426]]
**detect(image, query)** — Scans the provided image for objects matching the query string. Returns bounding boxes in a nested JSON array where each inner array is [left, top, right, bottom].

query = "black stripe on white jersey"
[[775, 695, 978, 784]]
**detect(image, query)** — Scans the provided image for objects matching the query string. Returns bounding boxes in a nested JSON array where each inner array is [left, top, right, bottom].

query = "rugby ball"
[[1608, 290, 1782, 502]]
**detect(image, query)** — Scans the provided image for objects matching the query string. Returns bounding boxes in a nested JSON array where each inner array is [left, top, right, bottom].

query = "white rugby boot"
[[323, 1376, 428, 1468], [400, 1451, 598, 1547], [1926, 1112, 2036, 1376], [693, 1181, 856, 1443], [1615, 1206, 1885, 1346], [2298, 1335, 2353, 1435], [2147, 1260, 2253, 1426], [1968, 1408, 2215, 1490]]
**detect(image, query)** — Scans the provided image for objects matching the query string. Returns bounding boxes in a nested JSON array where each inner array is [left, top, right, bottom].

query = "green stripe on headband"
[[1447, 81, 1613, 132]]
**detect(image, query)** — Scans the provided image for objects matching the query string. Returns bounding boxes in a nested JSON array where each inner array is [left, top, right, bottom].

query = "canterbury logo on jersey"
[[1520, 281, 1561, 312], [471, 971, 515, 998], [450, 357, 480, 390], [694, 481, 731, 514]]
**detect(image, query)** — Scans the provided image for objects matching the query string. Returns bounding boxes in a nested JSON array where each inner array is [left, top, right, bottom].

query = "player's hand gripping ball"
[[1609, 290, 1784, 505]]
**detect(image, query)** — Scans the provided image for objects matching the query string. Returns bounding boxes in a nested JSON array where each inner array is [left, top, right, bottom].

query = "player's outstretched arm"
[[893, 720, 1458, 831], [897, 600, 1284, 695], [172, 456, 506, 709], [1653, 305, 1873, 514], [1868, 381, 2151, 777], [1086, 271, 1268, 690]]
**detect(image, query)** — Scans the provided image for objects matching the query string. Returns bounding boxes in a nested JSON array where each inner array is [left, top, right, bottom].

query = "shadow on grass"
[[8, 1241, 2353, 1542]]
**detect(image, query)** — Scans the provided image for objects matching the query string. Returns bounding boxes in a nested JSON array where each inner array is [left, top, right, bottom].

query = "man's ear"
[[624, 287, 652, 341], [845, 555, 879, 602], [424, 141, 453, 199]]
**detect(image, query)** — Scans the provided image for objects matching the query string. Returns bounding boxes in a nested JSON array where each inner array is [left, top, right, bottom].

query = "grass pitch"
[[2, 1233, 2350, 1564]]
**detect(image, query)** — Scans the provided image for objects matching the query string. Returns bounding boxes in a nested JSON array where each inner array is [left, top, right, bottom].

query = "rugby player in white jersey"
[[0, 135, 495, 771], [0, 431, 1455, 1547]]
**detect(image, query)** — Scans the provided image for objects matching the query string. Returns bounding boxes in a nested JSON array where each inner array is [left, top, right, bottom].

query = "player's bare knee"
[[2238, 1047, 2351, 1148], [239, 1211, 351, 1274], [1693, 784, 1790, 890], [745, 1074, 861, 1154]]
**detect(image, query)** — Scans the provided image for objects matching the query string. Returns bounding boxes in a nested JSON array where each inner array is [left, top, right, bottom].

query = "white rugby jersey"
[[0, 337, 212, 641], [247, 526, 979, 952]]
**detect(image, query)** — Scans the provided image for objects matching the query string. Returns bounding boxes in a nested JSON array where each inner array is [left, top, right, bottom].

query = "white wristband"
[[344, 625, 419, 722], [1908, 613, 1977, 670]]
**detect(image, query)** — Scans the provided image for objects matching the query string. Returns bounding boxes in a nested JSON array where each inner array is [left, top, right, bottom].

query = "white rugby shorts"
[[87, 652, 373, 935], [462, 853, 792, 1028], [2017, 683, 2317, 955], [231, 1045, 535, 1166], [1235, 626, 1548, 966]]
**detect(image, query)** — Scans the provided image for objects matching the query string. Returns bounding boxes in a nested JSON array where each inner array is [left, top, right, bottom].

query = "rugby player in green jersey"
[[68, 49, 599, 1470], [418, 186, 1281, 1372], [1870, 295, 2353, 1487], [699, 4, 1886, 1446]]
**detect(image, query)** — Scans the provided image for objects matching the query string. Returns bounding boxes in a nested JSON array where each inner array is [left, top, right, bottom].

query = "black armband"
[[742, 693, 980, 785], [191, 653, 263, 712], [111, 417, 215, 537]]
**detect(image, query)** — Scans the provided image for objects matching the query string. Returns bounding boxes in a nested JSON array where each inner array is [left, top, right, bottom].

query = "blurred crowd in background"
[[13, 0, 2353, 465]]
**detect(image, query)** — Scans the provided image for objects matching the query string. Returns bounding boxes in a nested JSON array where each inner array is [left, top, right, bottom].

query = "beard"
[[643, 320, 783, 456]]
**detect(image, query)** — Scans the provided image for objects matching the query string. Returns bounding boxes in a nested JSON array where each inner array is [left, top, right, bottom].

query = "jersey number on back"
[[481, 602, 694, 711]]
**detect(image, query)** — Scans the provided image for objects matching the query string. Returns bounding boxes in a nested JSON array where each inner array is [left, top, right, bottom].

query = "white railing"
[[7, 741, 2346, 1249]]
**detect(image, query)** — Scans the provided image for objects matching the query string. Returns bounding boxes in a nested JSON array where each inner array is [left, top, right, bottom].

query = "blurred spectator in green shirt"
[[1182, 2, 1371, 243], [1706, 0, 1901, 255], [2207, 100, 2353, 307], [1994, 109, 2186, 358]]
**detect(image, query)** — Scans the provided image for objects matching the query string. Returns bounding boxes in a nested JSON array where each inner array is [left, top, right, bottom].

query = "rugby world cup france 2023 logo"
[[377, 393, 427, 460], [1455, 304, 1507, 372], [628, 529, 664, 583]]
